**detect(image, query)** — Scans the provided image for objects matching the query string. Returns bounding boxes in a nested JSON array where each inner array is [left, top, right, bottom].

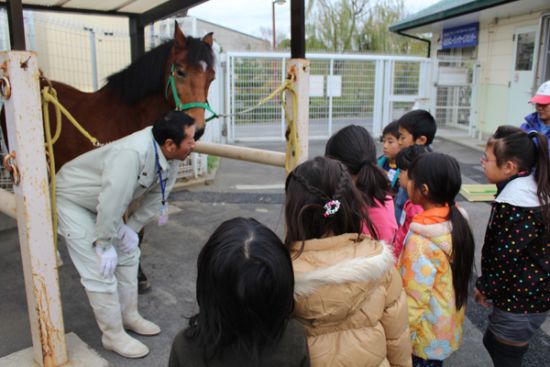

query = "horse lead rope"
[[30, 69, 299, 257], [41, 84, 104, 259], [165, 63, 300, 173]]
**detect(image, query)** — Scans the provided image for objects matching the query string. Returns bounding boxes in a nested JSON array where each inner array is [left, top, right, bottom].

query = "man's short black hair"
[[152, 110, 195, 147], [382, 120, 400, 139], [397, 109, 437, 145]]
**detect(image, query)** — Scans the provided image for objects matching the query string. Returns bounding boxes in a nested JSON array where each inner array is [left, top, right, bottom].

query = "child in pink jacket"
[[326, 125, 398, 244]]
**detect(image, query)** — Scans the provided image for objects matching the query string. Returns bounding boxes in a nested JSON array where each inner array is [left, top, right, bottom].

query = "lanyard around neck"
[[152, 140, 166, 206]]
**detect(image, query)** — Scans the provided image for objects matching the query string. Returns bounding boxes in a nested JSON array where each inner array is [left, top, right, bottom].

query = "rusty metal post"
[[0, 51, 68, 367], [285, 58, 310, 172]]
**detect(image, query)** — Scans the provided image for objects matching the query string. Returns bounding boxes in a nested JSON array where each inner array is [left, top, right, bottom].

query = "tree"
[[306, 0, 370, 52], [305, 0, 427, 55], [356, 0, 425, 54]]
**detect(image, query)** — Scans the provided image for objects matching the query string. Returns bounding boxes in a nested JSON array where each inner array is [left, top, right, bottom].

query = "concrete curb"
[[172, 165, 218, 192]]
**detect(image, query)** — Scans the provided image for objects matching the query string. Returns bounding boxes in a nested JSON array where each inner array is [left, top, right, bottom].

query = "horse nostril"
[[194, 128, 205, 141]]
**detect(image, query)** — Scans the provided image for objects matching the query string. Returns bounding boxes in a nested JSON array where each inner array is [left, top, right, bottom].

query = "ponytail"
[[530, 132, 550, 236], [449, 204, 475, 310], [409, 153, 475, 310], [355, 161, 390, 207], [325, 125, 391, 208], [490, 126, 550, 237], [284, 157, 374, 257]]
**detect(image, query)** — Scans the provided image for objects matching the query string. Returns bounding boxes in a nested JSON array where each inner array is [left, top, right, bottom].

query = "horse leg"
[[137, 229, 151, 294]]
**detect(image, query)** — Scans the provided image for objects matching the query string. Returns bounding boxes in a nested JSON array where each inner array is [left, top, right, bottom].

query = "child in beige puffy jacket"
[[285, 156, 412, 367]]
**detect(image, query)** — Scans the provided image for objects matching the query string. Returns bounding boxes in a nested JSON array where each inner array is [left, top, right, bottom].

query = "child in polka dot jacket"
[[475, 126, 550, 367]]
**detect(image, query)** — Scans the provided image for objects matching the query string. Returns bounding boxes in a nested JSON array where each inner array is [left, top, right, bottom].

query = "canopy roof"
[[389, 0, 548, 34], [0, 0, 208, 26]]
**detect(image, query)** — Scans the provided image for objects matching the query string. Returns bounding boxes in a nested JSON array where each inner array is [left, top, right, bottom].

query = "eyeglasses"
[[480, 153, 496, 163]]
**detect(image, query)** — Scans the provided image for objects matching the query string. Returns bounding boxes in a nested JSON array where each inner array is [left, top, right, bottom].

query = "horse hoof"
[[138, 280, 152, 294]]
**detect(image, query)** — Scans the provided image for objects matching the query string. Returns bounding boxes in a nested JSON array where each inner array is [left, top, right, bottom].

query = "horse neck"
[[128, 94, 172, 129], [51, 81, 172, 133]]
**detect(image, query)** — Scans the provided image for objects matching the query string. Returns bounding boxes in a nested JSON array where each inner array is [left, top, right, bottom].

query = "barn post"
[[285, 58, 310, 171], [0, 51, 68, 367], [285, 0, 309, 172]]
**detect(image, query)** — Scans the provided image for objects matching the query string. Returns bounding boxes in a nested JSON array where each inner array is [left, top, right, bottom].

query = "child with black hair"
[[285, 156, 411, 367], [325, 125, 397, 244], [394, 109, 438, 223], [169, 217, 310, 367], [399, 153, 474, 366], [393, 145, 428, 260], [475, 126, 550, 367], [397, 109, 437, 150], [378, 120, 402, 195]]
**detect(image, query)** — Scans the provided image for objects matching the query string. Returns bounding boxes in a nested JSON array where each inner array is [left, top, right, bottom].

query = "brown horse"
[[1, 24, 216, 171]]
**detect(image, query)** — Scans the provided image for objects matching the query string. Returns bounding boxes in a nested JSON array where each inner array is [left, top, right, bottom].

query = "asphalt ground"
[[0, 137, 548, 367]]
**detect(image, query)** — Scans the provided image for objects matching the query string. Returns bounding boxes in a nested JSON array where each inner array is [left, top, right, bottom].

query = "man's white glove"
[[95, 245, 118, 278], [117, 224, 139, 254]]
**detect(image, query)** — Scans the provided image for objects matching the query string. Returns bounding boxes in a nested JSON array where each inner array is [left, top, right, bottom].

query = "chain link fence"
[[224, 52, 432, 142]]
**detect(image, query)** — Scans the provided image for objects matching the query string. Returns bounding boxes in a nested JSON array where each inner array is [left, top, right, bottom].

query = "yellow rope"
[[38, 78, 300, 256], [217, 78, 300, 173], [41, 86, 103, 257], [41, 87, 102, 147]]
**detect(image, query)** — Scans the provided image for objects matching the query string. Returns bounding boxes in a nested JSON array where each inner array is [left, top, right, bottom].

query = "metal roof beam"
[[137, 0, 208, 27], [0, 3, 134, 18]]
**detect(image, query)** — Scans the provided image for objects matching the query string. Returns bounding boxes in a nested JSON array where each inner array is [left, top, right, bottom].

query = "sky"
[[188, 0, 439, 39]]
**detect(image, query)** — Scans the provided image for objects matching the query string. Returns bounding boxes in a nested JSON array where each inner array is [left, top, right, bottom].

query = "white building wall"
[[476, 13, 540, 136], [431, 12, 545, 137]]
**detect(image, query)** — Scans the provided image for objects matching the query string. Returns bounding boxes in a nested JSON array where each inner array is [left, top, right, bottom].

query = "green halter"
[[165, 64, 218, 122]]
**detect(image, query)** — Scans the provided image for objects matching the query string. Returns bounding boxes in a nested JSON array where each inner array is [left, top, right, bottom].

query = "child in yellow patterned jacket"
[[399, 153, 475, 367]]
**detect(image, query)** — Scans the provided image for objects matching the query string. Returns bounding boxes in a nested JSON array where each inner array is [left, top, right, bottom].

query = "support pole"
[[285, 59, 310, 172], [0, 51, 67, 367], [129, 17, 145, 62], [6, 0, 26, 50], [195, 141, 285, 167]]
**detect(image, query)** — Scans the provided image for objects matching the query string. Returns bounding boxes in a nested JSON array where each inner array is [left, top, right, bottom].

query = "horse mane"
[[106, 36, 215, 104]]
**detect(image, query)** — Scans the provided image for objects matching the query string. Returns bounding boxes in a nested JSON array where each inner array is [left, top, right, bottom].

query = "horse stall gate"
[[223, 52, 432, 143], [0, 9, 214, 191]]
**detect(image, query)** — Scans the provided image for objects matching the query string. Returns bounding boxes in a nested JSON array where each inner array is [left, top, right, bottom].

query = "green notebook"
[[460, 184, 497, 202]]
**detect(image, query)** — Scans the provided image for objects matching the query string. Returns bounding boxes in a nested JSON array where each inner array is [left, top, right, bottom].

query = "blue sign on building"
[[442, 23, 479, 49]]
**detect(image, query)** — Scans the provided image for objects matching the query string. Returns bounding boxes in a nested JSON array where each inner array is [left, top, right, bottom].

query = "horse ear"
[[202, 32, 214, 47], [173, 21, 187, 50]]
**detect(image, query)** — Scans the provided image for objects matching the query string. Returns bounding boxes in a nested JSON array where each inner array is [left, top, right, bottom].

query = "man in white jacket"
[[56, 110, 196, 358]]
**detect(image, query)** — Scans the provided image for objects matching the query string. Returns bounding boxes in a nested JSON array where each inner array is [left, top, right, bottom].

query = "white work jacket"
[[56, 126, 178, 249]]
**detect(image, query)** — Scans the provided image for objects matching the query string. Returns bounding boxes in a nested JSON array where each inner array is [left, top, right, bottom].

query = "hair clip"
[[323, 199, 341, 218]]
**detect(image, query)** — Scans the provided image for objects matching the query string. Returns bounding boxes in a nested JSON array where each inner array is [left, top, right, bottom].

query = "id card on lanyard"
[[153, 140, 169, 226]]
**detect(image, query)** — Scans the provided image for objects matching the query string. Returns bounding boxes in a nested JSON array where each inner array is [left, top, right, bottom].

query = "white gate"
[[432, 58, 478, 134], [224, 52, 432, 142]]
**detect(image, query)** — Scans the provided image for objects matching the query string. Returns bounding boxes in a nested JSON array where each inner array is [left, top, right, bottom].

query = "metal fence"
[[432, 58, 478, 134], [223, 52, 432, 142]]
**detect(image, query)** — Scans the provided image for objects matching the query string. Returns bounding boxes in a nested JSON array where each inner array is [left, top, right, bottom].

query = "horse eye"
[[176, 69, 186, 78]]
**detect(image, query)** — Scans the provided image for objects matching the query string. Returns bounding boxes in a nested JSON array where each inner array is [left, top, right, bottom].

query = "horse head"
[[166, 24, 216, 141]]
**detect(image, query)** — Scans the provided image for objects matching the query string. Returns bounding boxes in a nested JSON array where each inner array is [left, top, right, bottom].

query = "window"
[[515, 31, 535, 71]]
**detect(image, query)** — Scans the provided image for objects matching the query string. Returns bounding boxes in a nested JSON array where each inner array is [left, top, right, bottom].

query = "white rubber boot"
[[117, 264, 161, 336], [86, 290, 149, 358]]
